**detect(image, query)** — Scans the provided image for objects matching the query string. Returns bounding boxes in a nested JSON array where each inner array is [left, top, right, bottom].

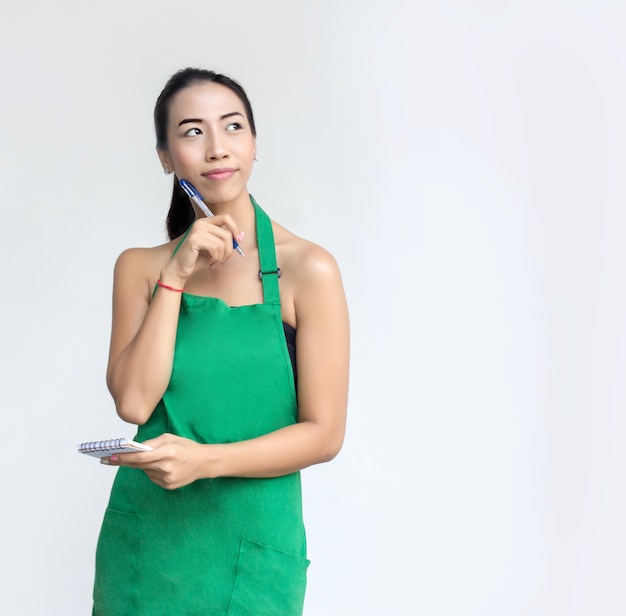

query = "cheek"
[[168, 145, 198, 168], [239, 140, 256, 160]]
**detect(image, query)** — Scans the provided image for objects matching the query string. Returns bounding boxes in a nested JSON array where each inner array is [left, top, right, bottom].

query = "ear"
[[157, 149, 173, 173]]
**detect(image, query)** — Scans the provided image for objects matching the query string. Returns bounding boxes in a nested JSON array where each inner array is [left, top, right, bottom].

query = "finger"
[[188, 226, 233, 264], [194, 216, 239, 258], [112, 449, 161, 466], [215, 214, 242, 246], [144, 470, 167, 489], [144, 469, 179, 490], [105, 434, 169, 467], [205, 225, 235, 260]]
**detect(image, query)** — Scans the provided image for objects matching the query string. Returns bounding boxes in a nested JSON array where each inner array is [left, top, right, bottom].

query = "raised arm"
[[107, 215, 242, 425], [106, 246, 183, 425]]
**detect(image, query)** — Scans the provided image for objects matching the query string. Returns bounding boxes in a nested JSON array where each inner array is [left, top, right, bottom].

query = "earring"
[[254, 154, 259, 162], [163, 167, 172, 175]]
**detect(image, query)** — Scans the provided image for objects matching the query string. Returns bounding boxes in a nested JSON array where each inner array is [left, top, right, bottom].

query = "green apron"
[[93, 198, 309, 615]]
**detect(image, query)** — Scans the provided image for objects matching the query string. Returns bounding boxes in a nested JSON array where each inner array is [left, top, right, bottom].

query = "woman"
[[91, 67, 350, 615]]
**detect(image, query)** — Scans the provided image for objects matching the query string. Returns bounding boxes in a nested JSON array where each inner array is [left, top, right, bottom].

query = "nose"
[[205, 128, 229, 161]]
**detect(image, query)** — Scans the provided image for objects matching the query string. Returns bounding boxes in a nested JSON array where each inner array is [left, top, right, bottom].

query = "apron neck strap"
[[253, 195, 281, 306]]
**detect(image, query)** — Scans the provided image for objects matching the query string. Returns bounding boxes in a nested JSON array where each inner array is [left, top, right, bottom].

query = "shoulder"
[[272, 220, 349, 339], [272, 221, 342, 286], [114, 242, 172, 268], [112, 240, 180, 287], [272, 221, 346, 328]]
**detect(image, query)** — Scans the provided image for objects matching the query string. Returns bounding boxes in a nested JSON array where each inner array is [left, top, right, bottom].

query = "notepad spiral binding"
[[78, 438, 129, 453]]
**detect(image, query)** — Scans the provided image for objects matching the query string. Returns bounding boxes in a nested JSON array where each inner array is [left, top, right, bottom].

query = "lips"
[[203, 168, 237, 180]]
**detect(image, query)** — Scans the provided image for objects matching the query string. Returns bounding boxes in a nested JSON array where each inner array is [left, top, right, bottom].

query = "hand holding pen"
[[179, 179, 246, 257]]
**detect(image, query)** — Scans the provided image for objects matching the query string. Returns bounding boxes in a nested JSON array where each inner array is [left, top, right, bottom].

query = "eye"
[[183, 127, 202, 137], [226, 122, 243, 131]]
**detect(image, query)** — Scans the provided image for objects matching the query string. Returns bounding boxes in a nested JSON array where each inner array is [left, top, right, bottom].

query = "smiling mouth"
[[203, 168, 236, 180]]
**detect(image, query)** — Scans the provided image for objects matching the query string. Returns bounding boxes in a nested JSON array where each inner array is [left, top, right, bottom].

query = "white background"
[[1, 1, 625, 614]]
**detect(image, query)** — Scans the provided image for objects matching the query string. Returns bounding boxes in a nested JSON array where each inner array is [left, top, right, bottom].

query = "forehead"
[[167, 82, 245, 124]]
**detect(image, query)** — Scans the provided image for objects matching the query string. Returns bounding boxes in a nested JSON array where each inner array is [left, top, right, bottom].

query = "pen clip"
[[179, 179, 201, 200]]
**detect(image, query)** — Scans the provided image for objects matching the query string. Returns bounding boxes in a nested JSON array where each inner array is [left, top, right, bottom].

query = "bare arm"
[[105, 247, 183, 424], [107, 216, 242, 424]]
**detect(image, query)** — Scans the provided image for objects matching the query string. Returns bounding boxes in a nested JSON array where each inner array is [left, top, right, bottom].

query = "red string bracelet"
[[157, 280, 185, 293]]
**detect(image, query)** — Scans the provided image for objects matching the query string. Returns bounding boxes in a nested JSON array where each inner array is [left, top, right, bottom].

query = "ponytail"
[[166, 180, 195, 240]]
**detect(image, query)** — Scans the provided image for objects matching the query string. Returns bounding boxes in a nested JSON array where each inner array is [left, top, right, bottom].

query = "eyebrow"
[[178, 111, 244, 127]]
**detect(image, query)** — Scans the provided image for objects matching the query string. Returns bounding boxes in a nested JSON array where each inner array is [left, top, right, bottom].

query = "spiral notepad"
[[78, 438, 153, 458]]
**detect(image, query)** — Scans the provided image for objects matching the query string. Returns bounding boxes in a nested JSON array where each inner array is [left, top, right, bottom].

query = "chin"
[[206, 186, 247, 206]]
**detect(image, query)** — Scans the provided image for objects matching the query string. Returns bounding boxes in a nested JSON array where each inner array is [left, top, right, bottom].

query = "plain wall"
[[1, 1, 626, 614]]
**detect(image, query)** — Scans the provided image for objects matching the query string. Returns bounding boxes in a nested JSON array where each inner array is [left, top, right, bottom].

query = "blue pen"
[[179, 179, 246, 257]]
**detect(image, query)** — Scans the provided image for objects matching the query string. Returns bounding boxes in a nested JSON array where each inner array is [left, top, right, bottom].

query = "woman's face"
[[159, 82, 256, 206]]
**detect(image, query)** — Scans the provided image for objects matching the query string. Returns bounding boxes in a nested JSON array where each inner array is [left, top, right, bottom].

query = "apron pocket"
[[93, 508, 139, 616], [228, 539, 310, 616]]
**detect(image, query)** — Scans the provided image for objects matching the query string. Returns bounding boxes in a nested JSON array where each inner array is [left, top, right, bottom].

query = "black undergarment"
[[283, 322, 296, 382]]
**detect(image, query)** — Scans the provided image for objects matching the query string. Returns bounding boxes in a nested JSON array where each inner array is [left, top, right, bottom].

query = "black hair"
[[154, 68, 257, 239]]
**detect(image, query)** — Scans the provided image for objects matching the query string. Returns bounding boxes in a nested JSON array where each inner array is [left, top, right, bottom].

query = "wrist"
[[156, 279, 185, 293], [158, 267, 187, 292], [199, 443, 225, 479]]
